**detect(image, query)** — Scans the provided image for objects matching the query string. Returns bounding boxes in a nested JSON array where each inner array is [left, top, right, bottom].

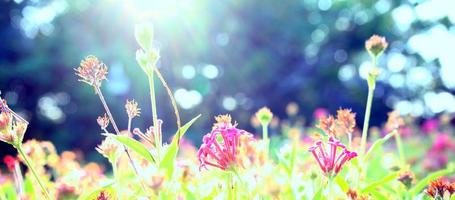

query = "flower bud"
[[255, 107, 273, 126], [365, 35, 388, 58], [135, 23, 154, 51]]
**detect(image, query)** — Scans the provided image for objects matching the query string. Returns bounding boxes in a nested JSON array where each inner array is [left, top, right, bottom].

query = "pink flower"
[[422, 119, 439, 134], [3, 155, 17, 171], [197, 114, 252, 171], [313, 108, 329, 121], [308, 137, 357, 177]]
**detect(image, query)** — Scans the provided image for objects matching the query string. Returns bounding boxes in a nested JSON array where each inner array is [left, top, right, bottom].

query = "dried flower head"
[[0, 101, 28, 146], [336, 108, 356, 134], [317, 115, 336, 136], [74, 55, 108, 87], [365, 35, 388, 57], [255, 107, 273, 125], [385, 111, 405, 132], [426, 178, 455, 199], [397, 171, 415, 189], [308, 137, 357, 177], [96, 137, 122, 162], [125, 99, 141, 119], [97, 114, 109, 130], [198, 114, 252, 171]]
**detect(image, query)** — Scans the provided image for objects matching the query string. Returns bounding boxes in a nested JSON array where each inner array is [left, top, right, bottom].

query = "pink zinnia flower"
[[197, 114, 252, 171], [308, 137, 357, 177]]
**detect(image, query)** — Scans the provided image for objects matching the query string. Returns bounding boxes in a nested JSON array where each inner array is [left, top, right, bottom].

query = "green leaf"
[[335, 175, 349, 193], [312, 187, 326, 200], [160, 114, 201, 178], [409, 163, 455, 195], [106, 134, 156, 164], [361, 172, 399, 193], [363, 131, 396, 161], [369, 190, 388, 200]]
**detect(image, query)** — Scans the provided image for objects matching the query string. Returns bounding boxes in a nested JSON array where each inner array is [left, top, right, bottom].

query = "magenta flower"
[[421, 119, 439, 134], [197, 114, 252, 171], [308, 137, 357, 177]]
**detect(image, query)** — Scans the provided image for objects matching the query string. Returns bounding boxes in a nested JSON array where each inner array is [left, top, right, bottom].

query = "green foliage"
[[409, 163, 455, 196], [160, 114, 201, 178], [106, 134, 156, 164]]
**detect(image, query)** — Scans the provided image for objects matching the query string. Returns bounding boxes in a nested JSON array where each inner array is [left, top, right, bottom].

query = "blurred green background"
[[1, 0, 455, 161]]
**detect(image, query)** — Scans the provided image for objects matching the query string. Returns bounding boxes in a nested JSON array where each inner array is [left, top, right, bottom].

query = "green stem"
[[94, 86, 146, 193], [262, 123, 268, 141], [262, 123, 270, 158], [227, 172, 234, 200], [17, 146, 51, 200], [395, 130, 405, 168], [327, 176, 334, 200], [147, 72, 160, 163], [111, 159, 118, 182], [360, 87, 374, 155], [360, 57, 377, 156]]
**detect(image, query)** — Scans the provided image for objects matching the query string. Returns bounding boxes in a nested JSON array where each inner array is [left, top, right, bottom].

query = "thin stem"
[[395, 130, 405, 168], [153, 67, 182, 143], [127, 117, 132, 134], [360, 57, 377, 156], [261, 123, 270, 158], [111, 159, 118, 182], [13, 161, 24, 197], [262, 123, 268, 141], [360, 87, 374, 156], [147, 73, 161, 163], [17, 146, 51, 200], [94, 86, 147, 192]]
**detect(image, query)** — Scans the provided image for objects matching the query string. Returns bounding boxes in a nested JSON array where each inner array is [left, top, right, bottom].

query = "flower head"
[[365, 35, 388, 57], [96, 191, 111, 200], [96, 137, 122, 162], [74, 55, 108, 87], [255, 107, 273, 125], [385, 111, 404, 132], [317, 108, 356, 137], [97, 114, 109, 130], [426, 178, 455, 199], [197, 114, 252, 171], [336, 108, 356, 134], [0, 100, 28, 146], [125, 99, 141, 119], [317, 115, 336, 136], [308, 137, 357, 177]]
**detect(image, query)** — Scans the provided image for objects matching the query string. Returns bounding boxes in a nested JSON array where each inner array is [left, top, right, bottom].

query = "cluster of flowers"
[[0, 30, 454, 200]]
